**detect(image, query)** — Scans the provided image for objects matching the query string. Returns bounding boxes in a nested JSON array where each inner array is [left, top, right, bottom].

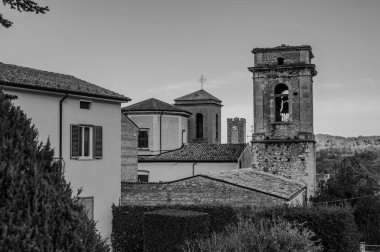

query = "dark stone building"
[[227, 117, 246, 144], [248, 44, 317, 198], [174, 89, 222, 144]]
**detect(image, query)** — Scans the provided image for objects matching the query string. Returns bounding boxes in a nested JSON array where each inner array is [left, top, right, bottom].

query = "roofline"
[[138, 159, 238, 163], [122, 109, 192, 117], [121, 113, 140, 129], [1, 81, 131, 102], [251, 45, 314, 58], [288, 186, 308, 201], [167, 174, 290, 200]]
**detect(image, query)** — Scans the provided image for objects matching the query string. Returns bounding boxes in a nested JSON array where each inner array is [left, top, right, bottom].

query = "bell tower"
[[248, 44, 317, 198]]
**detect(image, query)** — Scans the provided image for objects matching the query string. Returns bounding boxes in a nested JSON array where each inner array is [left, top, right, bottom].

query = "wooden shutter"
[[94, 126, 102, 159], [71, 125, 80, 158]]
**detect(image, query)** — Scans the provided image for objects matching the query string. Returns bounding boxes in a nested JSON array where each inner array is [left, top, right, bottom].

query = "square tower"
[[248, 44, 317, 198], [227, 118, 246, 144]]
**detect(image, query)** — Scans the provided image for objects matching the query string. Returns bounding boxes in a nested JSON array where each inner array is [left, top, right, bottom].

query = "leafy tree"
[[1, 0, 49, 28], [0, 90, 109, 251], [312, 156, 380, 244]]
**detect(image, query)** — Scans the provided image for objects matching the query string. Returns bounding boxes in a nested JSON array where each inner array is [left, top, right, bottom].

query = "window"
[[275, 84, 289, 122], [277, 57, 284, 65], [216, 114, 219, 139], [80, 101, 91, 110], [138, 129, 149, 149], [77, 196, 94, 220], [71, 125, 102, 159], [138, 170, 149, 182], [196, 113, 203, 139]]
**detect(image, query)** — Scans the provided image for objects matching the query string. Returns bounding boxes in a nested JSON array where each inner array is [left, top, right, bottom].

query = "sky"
[[1, 0, 380, 142]]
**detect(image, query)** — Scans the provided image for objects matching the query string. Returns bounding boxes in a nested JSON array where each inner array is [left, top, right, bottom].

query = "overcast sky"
[[1, 0, 380, 142]]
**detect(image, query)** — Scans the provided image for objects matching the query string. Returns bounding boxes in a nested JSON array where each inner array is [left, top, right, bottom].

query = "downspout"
[[59, 93, 68, 159], [192, 162, 197, 176], [181, 130, 186, 146], [159, 111, 163, 154]]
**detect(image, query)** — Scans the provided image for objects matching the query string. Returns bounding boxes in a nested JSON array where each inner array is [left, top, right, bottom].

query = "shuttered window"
[[94, 126, 103, 158], [71, 125, 102, 159]]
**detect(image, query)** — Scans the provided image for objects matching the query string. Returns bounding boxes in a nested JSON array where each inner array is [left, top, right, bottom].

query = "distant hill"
[[315, 134, 380, 153], [315, 134, 380, 184]]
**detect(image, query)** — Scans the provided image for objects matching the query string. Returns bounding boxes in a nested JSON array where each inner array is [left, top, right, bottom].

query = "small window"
[[138, 129, 149, 149], [277, 57, 284, 65], [80, 101, 91, 110], [71, 125, 102, 159], [138, 170, 149, 182], [77, 196, 94, 220]]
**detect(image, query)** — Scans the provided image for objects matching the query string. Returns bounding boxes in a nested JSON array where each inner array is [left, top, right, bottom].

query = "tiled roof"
[[201, 168, 306, 200], [174, 89, 222, 104], [251, 44, 314, 58], [0, 62, 130, 102], [122, 98, 191, 116], [139, 143, 248, 162]]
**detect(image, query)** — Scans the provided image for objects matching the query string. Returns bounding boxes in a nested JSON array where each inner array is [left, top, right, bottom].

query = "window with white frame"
[[71, 125, 102, 159]]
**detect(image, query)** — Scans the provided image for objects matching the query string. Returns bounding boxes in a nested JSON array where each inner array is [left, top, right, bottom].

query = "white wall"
[[128, 114, 188, 155], [138, 162, 238, 182], [4, 87, 121, 240]]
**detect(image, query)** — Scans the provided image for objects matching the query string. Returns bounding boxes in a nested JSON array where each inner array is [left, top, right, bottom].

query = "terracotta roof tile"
[[201, 168, 306, 200], [174, 89, 222, 104], [139, 143, 248, 162], [0, 62, 130, 102], [122, 98, 191, 116]]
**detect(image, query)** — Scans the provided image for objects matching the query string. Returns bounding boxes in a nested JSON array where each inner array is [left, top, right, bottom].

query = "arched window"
[[196, 113, 203, 139], [275, 84, 289, 122], [215, 114, 219, 139]]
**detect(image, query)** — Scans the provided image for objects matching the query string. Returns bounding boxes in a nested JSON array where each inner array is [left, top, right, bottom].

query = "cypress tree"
[[0, 91, 109, 251]]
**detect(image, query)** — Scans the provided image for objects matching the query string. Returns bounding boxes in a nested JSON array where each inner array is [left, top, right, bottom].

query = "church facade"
[[249, 45, 317, 199]]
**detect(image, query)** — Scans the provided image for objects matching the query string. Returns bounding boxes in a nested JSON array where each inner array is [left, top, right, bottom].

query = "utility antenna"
[[198, 74, 207, 90]]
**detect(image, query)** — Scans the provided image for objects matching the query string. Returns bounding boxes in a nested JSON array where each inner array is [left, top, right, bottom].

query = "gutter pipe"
[[59, 93, 68, 159], [159, 111, 163, 154]]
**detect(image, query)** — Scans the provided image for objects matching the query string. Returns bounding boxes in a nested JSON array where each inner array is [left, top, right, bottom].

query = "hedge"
[[143, 209, 210, 252], [111, 204, 238, 252], [244, 205, 360, 252]]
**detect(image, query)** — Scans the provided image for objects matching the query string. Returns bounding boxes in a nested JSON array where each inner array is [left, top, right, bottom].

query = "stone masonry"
[[121, 176, 285, 207], [248, 45, 317, 198], [227, 118, 246, 144], [121, 114, 138, 182]]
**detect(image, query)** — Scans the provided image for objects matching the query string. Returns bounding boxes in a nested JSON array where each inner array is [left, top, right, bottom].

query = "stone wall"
[[121, 114, 138, 182], [251, 140, 316, 196], [121, 176, 285, 207]]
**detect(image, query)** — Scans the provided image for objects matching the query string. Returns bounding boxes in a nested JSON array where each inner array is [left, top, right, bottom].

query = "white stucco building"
[[122, 98, 192, 155], [0, 62, 130, 239]]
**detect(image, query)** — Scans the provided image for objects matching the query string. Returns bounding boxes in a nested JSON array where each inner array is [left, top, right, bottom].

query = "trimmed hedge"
[[111, 204, 238, 252], [244, 205, 360, 252], [143, 209, 209, 252]]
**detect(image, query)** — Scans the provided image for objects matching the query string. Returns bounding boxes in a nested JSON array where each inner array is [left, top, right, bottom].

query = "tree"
[[312, 156, 380, 244], [1, 0, 49, 28], [0, 90, 109, 251]]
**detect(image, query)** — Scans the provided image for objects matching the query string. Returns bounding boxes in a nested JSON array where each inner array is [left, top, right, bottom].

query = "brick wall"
[[121, 114, 138, 182], [121, 176, 285, 207]]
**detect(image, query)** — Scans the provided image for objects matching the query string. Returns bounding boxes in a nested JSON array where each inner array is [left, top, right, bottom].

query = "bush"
[[246, 205, 360, 252], [112, 204, 238, 252], [143, 209, 209, 252], [0, 91, 109, 251], [182, 217, 323, 252]]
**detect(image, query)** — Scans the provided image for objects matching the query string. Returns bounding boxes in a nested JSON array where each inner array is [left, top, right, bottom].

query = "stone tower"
[[248, 44, 317, 198], [174, 89, 222, 144], [227, 118, 246, 144]]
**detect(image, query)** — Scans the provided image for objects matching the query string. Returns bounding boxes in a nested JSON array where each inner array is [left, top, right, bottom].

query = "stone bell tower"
[[248, 44, 317, 198]]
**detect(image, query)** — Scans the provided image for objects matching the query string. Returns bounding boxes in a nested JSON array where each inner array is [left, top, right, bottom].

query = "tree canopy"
[[1, 0, 49, 28], [0, 90, 109, 251]]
